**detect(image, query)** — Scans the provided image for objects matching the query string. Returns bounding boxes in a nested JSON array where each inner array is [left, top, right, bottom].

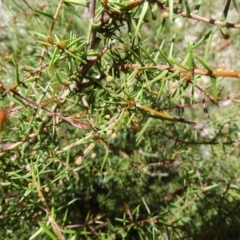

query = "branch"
[[114, 64, 240, 78], [88, 0, 97, 50], [178, 11, 240, 29]]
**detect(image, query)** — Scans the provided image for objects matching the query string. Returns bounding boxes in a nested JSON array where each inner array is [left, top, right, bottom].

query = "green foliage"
[[1, 0, 240, 239]]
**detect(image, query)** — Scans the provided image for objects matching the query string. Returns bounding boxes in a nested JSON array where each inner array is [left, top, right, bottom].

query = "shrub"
[[1, 1, 240, 239]]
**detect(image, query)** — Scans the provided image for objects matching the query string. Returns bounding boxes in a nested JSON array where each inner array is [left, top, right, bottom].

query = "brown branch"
[[149, 0, 240, 29], [88, 0, 97, 50], [6, 89, 90, 130], [179, 11, 240, 29], [0, 133, 38, 157], [114, 64, 240, 78], [49, 0, 64, 35]]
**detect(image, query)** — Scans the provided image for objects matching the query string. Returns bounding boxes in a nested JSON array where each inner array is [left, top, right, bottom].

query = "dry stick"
[[150, 0, 240, 29], [8, 89, 89, 130], [194, 83, 216, 107], [56, 134, 93, 154], [115, 64, 240, 78], [179, 11, 240, 29], [0, 133, 37, 157], [49, 0, 64, 34], [64, 221, 108, 230]]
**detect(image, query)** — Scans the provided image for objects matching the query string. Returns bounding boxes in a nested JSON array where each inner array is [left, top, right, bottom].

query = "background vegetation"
[[1, 0, 240, 239]]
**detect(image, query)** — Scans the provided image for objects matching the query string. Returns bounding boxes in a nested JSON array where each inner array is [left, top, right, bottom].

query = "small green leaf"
[[203, 28, 213, 62], [221, 0, 231, 21], [135, 1, 149, 37], [136, 117, 153, 145], [34, 10, 54, 19], [49, 48, 60, 70], [168, 33, 176, 59], [185, 44, 195, 70], [152, 4, 158, 13], [193, 0, 202, 14], [64, 0, 88, 6], [38, 222, 58, 240], [194, 54, 212, 71], [193, 27, 218, 49]]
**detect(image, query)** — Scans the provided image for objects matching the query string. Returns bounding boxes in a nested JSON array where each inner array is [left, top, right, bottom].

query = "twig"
[[88, 0, 97, 50], [178, 11, 240, 29], [0, 133, 37, 157], [114, 64, 240, 78], [49, 0, 64, 34], [7, 89, 90, 130], [39, 0, 64, 65]]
